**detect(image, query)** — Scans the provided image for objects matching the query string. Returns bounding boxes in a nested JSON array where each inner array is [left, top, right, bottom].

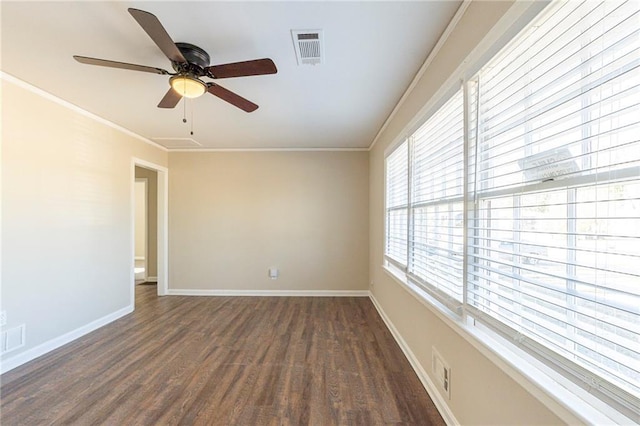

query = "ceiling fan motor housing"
[[173, 42, 210, 76]]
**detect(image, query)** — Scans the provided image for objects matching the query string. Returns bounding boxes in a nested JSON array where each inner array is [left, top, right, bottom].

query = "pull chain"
[[181, 96, 195, 136], [190, 99, 194, 135], [182, 95, 187, 124]]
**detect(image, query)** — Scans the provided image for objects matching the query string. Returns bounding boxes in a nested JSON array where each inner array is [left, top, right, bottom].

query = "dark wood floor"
[[1, 285, 444, 425]]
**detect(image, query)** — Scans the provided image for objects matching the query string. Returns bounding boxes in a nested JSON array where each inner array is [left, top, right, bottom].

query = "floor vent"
[[291, 30, 324, 65]]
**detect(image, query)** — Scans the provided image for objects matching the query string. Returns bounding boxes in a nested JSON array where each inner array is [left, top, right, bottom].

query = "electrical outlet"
[[268, 267, 279, 280], [370, 280, 374, 290], [0, 311, 6, 327]]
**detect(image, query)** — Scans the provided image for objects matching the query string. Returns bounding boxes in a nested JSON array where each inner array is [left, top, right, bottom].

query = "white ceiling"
[[1, 1, 461, 150]]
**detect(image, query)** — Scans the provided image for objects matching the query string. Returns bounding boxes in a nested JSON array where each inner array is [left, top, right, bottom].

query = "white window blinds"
[[409, 89, 465, 302], [385, 140, 409, 267], [468, 0, 640, 410]]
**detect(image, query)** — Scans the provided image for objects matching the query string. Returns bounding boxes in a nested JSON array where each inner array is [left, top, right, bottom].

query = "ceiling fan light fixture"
[[170, 75, 206, 98]]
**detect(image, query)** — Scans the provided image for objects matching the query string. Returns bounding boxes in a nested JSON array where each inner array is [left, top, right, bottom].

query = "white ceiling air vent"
[[291, 30, 324, 66]]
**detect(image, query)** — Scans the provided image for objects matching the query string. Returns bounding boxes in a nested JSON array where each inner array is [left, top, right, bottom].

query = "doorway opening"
[[132, 158, 168, 304]]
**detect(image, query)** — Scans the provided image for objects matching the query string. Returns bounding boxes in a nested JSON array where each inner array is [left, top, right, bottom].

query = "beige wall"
[[169, 151, 368, 292], [1, 78, 167, 364], [369, 1, 572, 424], [134, 180, 146, 259], [135, 166, 158, 278]]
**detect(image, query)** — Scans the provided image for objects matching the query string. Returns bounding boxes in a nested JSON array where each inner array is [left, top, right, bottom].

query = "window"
[[384, 0, 639, 415], [385, 140, 408, 268], [408, 90, 465, 303], [384, 90, 465, 304], [468, 0, 639, 410]]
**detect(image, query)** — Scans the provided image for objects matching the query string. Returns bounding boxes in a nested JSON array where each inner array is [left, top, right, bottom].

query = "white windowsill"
[[381, 264, 637, 425]]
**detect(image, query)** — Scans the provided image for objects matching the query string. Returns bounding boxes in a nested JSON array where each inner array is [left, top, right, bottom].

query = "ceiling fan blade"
[[158, 88, 182, 108], [207, 83, 258, 112], [206, 58, 277, 79], [128, 8, 186, 63], [73, 56, 169, 75]]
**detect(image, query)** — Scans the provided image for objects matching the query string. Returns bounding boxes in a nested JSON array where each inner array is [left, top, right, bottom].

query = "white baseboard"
[[0, 305, 133, 374], [145, 276, 158, 282], [369, 294, 459, 426], [167, 289, 370, 297]]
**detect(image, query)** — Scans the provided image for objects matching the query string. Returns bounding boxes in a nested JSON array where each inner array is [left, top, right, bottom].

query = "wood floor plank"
[[1, 286, 445, 425]]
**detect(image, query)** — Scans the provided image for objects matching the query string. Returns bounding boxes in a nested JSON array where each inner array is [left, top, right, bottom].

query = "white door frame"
[[131, 158, 169, 302]]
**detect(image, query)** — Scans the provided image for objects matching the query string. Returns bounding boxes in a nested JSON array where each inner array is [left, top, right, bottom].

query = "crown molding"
[[1, 71, 168, 152], [368, 0, 471, 152]]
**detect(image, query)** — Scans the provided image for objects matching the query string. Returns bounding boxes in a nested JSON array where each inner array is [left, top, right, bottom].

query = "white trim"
[[369, 0, 471, 151], [157, 165, 168, 297], [0, 305, 133, 374], [132, 158, 167, 175], [369, 293, 459, 426], [168, 147, 368, 153], [145, 276, 158, 283], [381, 266, 635, 425], [166, 289, 370, 297], [130, 162, 136, 302], [0, 72, 167, 152], [134, 256, 146, 261]]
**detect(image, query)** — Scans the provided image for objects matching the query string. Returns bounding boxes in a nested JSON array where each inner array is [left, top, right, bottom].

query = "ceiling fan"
[[73, 8, 277, 112]]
